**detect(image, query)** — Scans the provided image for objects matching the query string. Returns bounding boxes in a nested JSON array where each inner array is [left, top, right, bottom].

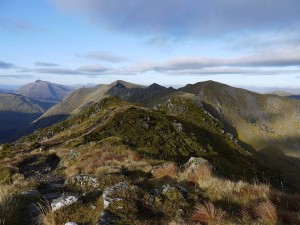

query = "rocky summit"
[[0, 81, 299, 225]]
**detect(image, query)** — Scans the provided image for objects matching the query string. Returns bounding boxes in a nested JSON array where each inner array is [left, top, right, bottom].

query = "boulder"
[[51, 194, 79, 211], [182, 157, 210, 172]]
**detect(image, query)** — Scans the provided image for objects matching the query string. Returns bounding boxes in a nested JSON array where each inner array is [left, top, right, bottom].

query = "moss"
[[0, 166, 17, 184], [85, 107, 204, 159], [0, 144, 11, 159]]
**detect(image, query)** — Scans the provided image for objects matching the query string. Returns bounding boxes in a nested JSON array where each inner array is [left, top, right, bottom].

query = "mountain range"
[[15, 80, 73, 103], [0, 80, 74, 143], [1, 79, 300, 224]]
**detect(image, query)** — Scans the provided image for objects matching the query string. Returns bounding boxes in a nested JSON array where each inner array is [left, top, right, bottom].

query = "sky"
[[1, 0, 300, 90]]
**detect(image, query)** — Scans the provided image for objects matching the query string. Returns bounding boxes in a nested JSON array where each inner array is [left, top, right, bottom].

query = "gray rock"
[[68, 174, 99, 188], [68, 149, 80, 159], [181, 157, 211, 178], [51, 194, 79, 211], [65, 223, 78, 225], [183, 157, 209, 169], [102, 182, 129, 209], [162, 184, 188, 197], [21, 189, 40, 198], [173, 121, 184, 133]]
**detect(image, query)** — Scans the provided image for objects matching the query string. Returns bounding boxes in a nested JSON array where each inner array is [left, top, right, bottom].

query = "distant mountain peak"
[[114, 81, 126, 89], [109, 80, 143, 89], [148, 83, 165, 90], [16, 80, 73, 103]]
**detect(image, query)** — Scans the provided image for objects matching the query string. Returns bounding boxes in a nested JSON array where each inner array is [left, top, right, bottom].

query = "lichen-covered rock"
[[182, 157, 210, 171], [102, 182, 129, 209], [51, 194, 79, 211], [173, 121, 184, 133], [67, 149, 80, 159], [99, 182, 141, 224], [162, 184, 188, 200], [68, 174, 99, 188]]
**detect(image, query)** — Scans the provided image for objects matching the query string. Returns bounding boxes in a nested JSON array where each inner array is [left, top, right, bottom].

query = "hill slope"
[[16, 80, 73, 103], [31, 80, 179, 129], [0, 94, 46, 143], [180, 81, 300, 158], [1, 97, 299, 224]]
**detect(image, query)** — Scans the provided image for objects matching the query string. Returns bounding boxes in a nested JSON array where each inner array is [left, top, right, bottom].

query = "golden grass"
[[152, 162, 178, 179], [191, 201, 226, 224], [38, 197, 103, 225], [181, 164, 212, 183], [197, 177, 270, 207], [0, 185, 18, 225], [254, 201, 277, 225]]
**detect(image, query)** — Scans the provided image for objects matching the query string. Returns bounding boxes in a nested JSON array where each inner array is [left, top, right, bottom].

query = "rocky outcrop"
[[102, 182, 129, 209], [67, 174, 100, 188], [51, 194, 79, 211]]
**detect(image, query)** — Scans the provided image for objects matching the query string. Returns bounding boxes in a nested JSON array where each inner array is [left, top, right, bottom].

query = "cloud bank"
[[35, 62, 60, 67], [0, 61, 15, 69], [77, 52, 128, 63], [49, 0, 300, 36]]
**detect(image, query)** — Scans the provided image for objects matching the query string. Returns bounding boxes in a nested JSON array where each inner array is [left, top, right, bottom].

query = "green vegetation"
[[0, 96, 299, 224]]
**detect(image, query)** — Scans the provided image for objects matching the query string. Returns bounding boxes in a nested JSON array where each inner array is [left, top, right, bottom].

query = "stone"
[[173, 121, 184, 133], [181, 157, 211, 179], [183, 157, 209, 169], [162, 184, 188, 199], [21, 189, 40, 198], [65, 223, 78, 225], [51, 194, 79, 211], [68, 174, 99, 188], [102, 182, 129, 209]]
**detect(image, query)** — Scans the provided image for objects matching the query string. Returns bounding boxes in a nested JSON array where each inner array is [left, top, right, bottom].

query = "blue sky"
[[1, 0, 300, 89]]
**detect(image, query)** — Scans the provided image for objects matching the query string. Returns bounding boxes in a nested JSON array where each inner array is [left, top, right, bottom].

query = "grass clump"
[[191, 201, 226, 224], [0, 166, 17, 184], [39, 198, 103, 225], [254, 201, 278, 225], [152, 162, 179, 179]]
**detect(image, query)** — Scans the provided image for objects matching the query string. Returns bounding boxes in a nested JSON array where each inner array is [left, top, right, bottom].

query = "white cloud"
[[77, 52, 128, 63]]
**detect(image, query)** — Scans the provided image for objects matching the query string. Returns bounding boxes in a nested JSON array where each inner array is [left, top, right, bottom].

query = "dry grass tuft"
[[278, 210, 300, 225], [152, 163, 178, 179], [270, 190, 300, 211], [0, 185, 18, 225], [254, 201, 277, 225], [38, 197, 103, 225], [182, 164, 212, 183], [191, 201, 226, 224], [128, 151, 140, 161]]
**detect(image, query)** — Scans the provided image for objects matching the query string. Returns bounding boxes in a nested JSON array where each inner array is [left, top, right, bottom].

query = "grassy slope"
[[0, 94, 47, 143], [6, 97, 298, 191], [180, 81, 300, 158]]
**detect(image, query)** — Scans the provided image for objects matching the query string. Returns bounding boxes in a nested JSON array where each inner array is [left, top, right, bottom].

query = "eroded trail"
[[18, 153, 65, 225]]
